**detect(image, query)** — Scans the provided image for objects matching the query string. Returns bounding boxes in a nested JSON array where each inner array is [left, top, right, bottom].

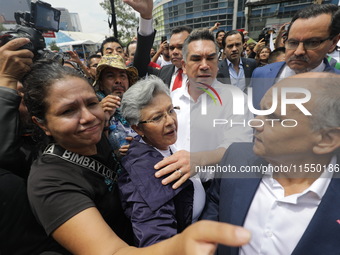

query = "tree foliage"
[[49, 41, 60, 51], [100, 0, 138, 45]]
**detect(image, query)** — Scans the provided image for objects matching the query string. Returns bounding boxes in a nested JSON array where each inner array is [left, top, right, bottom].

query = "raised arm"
[[52, 207, 250, 255], [0, 38, 34, 171], [151, 41, 168, 64], [0, 38, 33, 89], [124, 0, 158, 78]]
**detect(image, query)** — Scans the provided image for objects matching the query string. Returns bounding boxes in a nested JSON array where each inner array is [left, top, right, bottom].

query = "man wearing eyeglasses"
[[251, 4, 340, 110], [202, 72, 340, 255]]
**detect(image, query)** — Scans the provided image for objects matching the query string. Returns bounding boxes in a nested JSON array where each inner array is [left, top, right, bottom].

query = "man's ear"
[[313, 128, 340, 155], [32, 116, 51, 136], [131, 124, 144, 137], [328, 34, 340, 54], [182, 60, 187, 74]]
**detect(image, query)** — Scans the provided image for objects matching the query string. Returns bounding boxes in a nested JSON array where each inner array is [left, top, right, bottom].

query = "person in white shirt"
[[152, 40, 172, 67], [202, 72, 340, 255], [170, 28, 253, 182]]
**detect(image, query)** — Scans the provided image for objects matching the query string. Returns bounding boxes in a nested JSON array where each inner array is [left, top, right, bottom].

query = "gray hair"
[[121, 76, 170, 125], [311, 75, 340, 131], [182, 28, 219, 63]]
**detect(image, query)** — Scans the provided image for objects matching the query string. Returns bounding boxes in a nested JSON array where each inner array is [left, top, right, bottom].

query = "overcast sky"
[[43, 0, 114, 34]]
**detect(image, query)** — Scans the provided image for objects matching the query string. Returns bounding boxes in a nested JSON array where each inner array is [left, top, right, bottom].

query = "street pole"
[[109, 0, 118, 38]]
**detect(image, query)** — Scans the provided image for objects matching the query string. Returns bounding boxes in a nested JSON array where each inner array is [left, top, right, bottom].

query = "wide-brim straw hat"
[[93, 54, 138, 87]]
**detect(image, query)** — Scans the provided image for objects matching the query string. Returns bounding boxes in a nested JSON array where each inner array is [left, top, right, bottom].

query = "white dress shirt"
[[156, 55, 172, 67], [171, 79, 253, 181], [169, 67, 187, 92], [148, 141, 205, 223], [138, 17, 153, 36], [227, 58, 246, 92], [240, 156, 336, 255], [278, 61, 326, 81]]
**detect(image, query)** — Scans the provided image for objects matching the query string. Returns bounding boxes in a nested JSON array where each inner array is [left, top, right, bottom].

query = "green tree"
[[49, 41, 60, 51], [100, 0, 138, 45]]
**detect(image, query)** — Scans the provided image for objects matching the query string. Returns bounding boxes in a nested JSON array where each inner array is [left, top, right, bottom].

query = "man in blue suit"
[[201, 72, 340, 255], [217, 30, 257, 93], [251, 4, 340, 110]]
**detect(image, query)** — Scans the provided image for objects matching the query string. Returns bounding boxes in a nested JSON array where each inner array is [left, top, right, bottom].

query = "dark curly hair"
[[23, 59, 90, 122], [22, 59, 91, 143]]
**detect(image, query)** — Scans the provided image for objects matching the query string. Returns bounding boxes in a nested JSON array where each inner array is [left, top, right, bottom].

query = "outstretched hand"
[[254, 38, 265, 53], [123, 0, 153, 19], [68, 50, 82, 64], [172, 220, 251, 255], [154, 150, 191, 189]]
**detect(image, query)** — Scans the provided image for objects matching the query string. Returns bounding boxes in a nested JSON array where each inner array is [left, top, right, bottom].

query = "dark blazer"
[[217, 57, 257, 90], [119, 140, 193, 247], [201, 142, 340, 255], [155, 64, 176, 87], [250, 59, 340, 110], [133, 31, 175, 87]]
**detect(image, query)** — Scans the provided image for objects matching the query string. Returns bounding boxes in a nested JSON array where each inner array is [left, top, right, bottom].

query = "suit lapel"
[[165, 65, 175, 86], [242, 58, 254, 87], [292, 167, 340, 254], [242, 58, 251, 79], [159, 64, 175, 87], [217, 60, 231, 84]]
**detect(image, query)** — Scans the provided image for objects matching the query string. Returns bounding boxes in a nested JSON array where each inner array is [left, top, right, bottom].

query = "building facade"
[[153, 0, 338, 43], [57, 8, 73, 31], [70, 13, 83, 32], [0, 0, 30, 28]]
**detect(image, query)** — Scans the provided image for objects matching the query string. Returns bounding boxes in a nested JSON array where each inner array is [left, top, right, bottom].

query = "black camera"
[[161, 36, 167, 43], [0, 1, 61, 60], [258, 27, 275, 46]]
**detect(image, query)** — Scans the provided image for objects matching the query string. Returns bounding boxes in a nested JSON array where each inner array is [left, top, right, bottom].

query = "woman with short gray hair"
[[121, 75, 170, 126], [119, 76, 205, 247]]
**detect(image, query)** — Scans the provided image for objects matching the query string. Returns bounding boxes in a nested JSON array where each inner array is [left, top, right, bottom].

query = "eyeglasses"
[[285, 36, 331, 50], [138, 106, 180, 124]]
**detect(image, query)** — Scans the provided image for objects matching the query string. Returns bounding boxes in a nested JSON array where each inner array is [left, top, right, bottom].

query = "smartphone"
[[63, 52, 70, 60], [161, 36, 167, 43]]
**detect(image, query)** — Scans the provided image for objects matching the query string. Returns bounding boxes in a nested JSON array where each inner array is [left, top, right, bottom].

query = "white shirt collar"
[[179, 79, 220, 102], [262, 155, 336, 202], [139, 138, 177, 158], [279, 61, 326, 80], [174, 66, 181, 73], [226, 58, 243, 68]]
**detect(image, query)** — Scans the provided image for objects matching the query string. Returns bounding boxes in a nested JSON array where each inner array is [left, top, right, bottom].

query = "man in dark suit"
[[201, 72, 340, 255], [128, 0, 192, 91], [217, 30, 257, 93], [134, 25, 192, 91], [251, 4, 340, 110]]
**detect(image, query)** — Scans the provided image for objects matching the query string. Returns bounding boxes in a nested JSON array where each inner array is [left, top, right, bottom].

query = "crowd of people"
[[1, 0, 340, 254]]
